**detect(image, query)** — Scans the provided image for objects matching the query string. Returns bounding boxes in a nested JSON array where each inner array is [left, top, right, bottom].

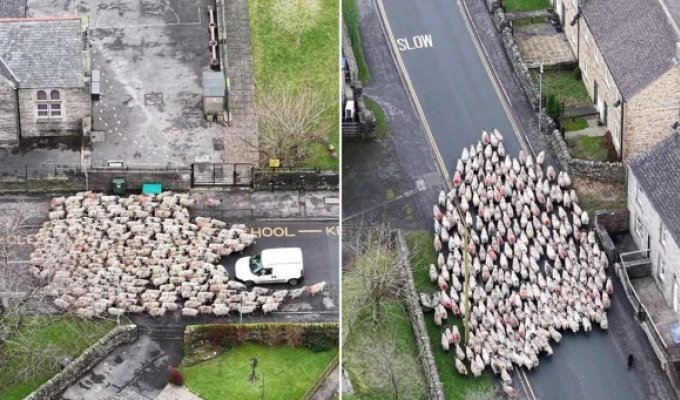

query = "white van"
[[235, 247, 304, 286]]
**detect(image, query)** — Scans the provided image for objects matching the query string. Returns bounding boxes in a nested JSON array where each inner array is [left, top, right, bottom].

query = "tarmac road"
[[375, 0, 673, 399], [378, 0, 522, 179]]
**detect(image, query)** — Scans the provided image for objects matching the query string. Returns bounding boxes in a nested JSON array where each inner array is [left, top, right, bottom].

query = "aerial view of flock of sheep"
[[29, 192, 325, 319], [430, 130, 613, 396]]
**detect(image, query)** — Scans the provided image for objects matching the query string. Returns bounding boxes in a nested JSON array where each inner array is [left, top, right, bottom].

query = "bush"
[[601, 130, 619, 161], [302, 324, 339, 352], [546, 93, 561, 119], [168, 367, 185, 386], [573, 66, 582, 80]]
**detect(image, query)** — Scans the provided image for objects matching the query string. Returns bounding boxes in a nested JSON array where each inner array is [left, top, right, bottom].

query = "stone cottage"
[[557, 0, 680, 161], [627, 132, 680, 312], [0, 16, 91, 148]]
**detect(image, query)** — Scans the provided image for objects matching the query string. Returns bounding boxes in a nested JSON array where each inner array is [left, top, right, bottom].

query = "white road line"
[[298, 230, 323, 233]]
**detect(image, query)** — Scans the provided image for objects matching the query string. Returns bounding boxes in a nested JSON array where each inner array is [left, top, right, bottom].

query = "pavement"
[[342, 0, 444, 232], [155, 384, 202, 400]]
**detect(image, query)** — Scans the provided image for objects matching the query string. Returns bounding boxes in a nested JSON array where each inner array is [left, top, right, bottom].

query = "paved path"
[[155, 384, 202, 400]]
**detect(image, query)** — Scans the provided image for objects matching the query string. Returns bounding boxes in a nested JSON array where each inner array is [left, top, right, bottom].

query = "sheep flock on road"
[[430, 130, 612, 397], [29, 192, 326, 319]]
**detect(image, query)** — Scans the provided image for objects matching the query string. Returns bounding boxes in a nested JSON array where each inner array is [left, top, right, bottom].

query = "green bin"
[[112, 178, 126, 195]]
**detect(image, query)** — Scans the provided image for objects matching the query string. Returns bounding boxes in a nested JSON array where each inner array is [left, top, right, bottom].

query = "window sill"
[[36, 117, 64, 122]]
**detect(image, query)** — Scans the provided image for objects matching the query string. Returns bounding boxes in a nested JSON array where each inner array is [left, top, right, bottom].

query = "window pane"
[[50, 90, 60, 100], [50, 103, 61, 110], [38, 111, 48, 116], [51, 110, 62, 116], [37, 104, 48, 110], [37, 90, 47, 100]]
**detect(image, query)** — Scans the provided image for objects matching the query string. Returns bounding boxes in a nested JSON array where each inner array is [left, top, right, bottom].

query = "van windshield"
[[249, 253, 263, 274]]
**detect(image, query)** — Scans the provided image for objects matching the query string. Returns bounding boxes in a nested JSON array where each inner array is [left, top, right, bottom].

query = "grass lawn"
[[183, 343, 336, 400], [566, 135, 610, 161], [504, 0, 550, 12], [364, 96, 389, 138], [0, 316, 117, 400], [563, 118, 589, 131], [406, 232, 497, 400], [343, 0, 371, 84], [532, 69, 591, 108], [249, 0, 339, 171]]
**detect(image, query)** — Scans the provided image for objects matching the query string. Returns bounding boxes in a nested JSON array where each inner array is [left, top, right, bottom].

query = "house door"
[[593, 81, 599, 105], [600, 101, 608, 125]]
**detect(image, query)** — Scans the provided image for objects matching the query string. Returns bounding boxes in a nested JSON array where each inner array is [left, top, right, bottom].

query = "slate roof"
[[0, 0, 26, 18], [0, 18, 85, 89], [629, 132, 680, 243], [581, 0, 679, 99]]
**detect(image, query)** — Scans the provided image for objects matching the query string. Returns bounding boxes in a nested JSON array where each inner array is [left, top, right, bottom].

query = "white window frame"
[[660, 223, 668, 247], [658, 255, 666, 282], [583, 58, 588, 78], [605, 67, 610, 88], [571, 23, 576, 44], [584, 28, 589, 44], [635, 215, 643, 236], [573, 0, 577, 9], [636, 186, 642, 208], [594, 47, 599, 66], [36, 89, 63, 120]]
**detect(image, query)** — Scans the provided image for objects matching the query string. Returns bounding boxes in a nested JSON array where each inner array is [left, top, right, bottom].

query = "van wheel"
[[288, 279, 299, 286], [245, 281, 254, 287]]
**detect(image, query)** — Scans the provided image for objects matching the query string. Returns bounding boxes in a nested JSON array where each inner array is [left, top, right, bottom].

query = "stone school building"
[[0, 16, 91, 148]]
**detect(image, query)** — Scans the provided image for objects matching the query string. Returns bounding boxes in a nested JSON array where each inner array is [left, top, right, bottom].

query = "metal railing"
[[615, 262, 680, 395], [621, 249, 652, 268], [0, 164, 84, 181]]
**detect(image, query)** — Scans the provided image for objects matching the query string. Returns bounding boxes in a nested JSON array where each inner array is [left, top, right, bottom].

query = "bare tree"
[[271, 0, 322, 47], [354, 331, 426, 400], [343, 224, 406, 327], [254, 83, 331, 166]]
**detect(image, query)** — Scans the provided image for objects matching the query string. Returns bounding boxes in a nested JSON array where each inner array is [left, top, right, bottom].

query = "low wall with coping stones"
[[594, 209, 629, 264], [25, 324, 138, 400], [395, 230, 445, 400], [547, 130, 625, 183]]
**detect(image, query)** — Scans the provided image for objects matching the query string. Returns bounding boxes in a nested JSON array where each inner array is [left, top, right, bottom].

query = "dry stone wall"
[[547, 130, 625, 183], [25, 324, 138, 400]]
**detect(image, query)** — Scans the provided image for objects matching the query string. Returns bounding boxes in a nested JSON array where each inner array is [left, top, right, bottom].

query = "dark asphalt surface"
[[380, 0, 522, 176], [49, 218, 338, 400], [369, 0, 675, 399]]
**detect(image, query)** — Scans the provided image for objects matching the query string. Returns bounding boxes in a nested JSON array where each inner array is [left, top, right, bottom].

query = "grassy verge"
[[183, 343, 336, 400], [564, 118, 588, 132], [532, 69, 590, 107], [249, 0, 339, 171], [504, 0, 550, 12], [343, 301, 427, 400], [405, 232, 496, 400], [566, 135, 609, 161], [343, 0, 371, 84], [364, 96, 389, 138], [0, 316, 117, 400]]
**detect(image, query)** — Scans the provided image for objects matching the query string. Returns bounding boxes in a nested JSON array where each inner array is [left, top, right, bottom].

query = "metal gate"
[[191, 163, 253, 186]]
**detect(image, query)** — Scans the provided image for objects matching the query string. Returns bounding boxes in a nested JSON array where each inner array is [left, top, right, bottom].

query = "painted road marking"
[[397, 34, 434, 51], [250, 227, 296, 238], [375, 0, 450, 184], [298, 229, 323, 233], [377, 0, 537, 397]]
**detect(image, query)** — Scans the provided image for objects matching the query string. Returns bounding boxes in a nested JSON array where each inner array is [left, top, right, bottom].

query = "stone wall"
[[394, 230, 445, 400], [547, 129, 625, 183], [252, 169, 339, 191], [624, 68, 680, 161], [18, 87, 91, 138], [25, 324, 138, 400], [594, 209, 628, 264], [493, 9, 540, 110], [0, 76, 19, 148], [88, 168, 192, 192], [342, 22, 376, 138]]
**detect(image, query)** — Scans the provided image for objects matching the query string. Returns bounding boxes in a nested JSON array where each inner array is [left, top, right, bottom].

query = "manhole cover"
[[416, 179, 426, 192], [144, 92, 164, 106]]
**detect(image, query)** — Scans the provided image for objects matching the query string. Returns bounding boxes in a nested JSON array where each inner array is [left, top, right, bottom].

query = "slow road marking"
[[397, 34, 434, 51]]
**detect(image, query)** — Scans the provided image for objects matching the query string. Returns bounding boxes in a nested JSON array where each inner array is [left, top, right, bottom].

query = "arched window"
[[36, 89, 62, 119]]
